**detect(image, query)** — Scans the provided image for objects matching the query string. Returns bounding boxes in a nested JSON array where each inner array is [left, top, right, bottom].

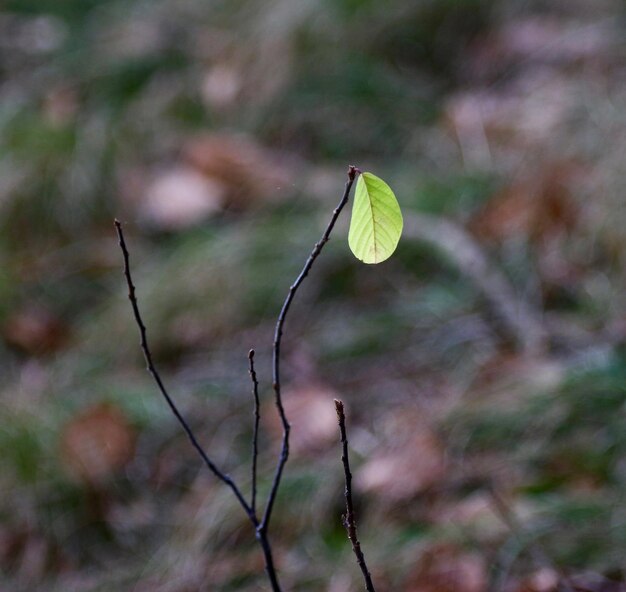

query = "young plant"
[[115, 165, 402, 590]]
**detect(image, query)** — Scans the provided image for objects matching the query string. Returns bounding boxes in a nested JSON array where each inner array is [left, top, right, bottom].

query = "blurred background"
[[2, 0, 626, 590]]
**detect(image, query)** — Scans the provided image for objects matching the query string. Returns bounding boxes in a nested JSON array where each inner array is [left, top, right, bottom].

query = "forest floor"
[[2, 0, 626, 590]]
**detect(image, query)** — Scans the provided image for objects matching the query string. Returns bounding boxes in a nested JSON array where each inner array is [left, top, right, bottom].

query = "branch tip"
[[248, 349, 255, 360], [347, 165, 361, 181], [336, 399, 376, 592]]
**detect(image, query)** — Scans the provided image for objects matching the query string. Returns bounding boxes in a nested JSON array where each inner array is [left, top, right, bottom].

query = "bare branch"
[[335, 399, 376, 592], [114, 220, 255, 520], [116, 220, 287, 591], [116, 166, 359, 592], [259, 165, 359, 534], [248, 348, 261, 518]]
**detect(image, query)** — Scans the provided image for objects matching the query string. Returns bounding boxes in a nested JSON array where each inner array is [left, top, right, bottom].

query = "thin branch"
[[116, 220, 287, 591], [255, 531, 282, 592], [248, 348, 261, 518], [334, 399, 376, 592], [259, 165, 359, 535], [114, 219, 255, 521], [116, 165, 357, 592]]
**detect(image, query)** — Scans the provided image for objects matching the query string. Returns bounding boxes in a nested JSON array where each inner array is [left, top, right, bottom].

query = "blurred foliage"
[[2, 0, 626, 590]]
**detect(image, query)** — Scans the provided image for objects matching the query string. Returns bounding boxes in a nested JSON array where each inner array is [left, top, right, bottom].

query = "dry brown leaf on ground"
[[2, 304, 70, 356], [138, 166, 227, 231], [59, 402, 136, 486], [404, 543, 487, 592], [182, 133, 294, 209], [469, 161, 582, 245], [266, 383, 339, 458], [355, 409, 447, 503], [120, 134, 294, 230], [469, 160, 592, 307]]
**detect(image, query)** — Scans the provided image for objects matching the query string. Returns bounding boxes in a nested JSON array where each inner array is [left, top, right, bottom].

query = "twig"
[[259, 165, 359, 535], [116, 166, 358, 592], [114, 220, 253, 518], [249, 349, 261, 517], [334, 399, 376, 592], [115, 220, 283, 592]]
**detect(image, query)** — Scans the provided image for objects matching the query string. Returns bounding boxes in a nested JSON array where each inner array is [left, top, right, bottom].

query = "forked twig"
[[259, 165, 359, 535], [335, 399, 377, 592], [115, 165, 359, 592], [115, 220, 282, 590], [114, 219, 253, 519]]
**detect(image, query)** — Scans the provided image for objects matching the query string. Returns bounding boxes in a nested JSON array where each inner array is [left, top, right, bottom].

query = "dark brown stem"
[[115, 220, 283, 592], [115, 220, 253, 518], [335, 399, 376, 592], [259, 165, 359, 535], [249, 349, 261, 518], [116, 166, 359, 592], [256, 529, 282, 591]]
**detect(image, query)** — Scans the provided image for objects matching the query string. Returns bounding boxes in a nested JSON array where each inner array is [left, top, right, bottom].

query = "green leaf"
[[348, 172, 403, 264]]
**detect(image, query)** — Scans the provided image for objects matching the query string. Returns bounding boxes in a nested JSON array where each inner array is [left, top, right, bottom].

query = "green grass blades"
[[348, 172, 403, 264]]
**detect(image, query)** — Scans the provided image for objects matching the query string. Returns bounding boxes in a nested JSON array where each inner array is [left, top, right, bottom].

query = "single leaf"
[[348, 172, 403, 264]]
